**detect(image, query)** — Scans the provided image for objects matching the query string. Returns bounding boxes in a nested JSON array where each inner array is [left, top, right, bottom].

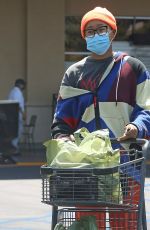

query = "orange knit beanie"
[[81, 7, 117, 38]]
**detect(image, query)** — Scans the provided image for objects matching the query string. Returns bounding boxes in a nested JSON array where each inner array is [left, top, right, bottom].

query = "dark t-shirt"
[[62, 55, 113, 91]]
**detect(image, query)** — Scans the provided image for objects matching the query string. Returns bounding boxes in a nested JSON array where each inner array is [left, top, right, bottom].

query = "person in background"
[[51, 6, 150, 229], [8, 79, 26, 154]]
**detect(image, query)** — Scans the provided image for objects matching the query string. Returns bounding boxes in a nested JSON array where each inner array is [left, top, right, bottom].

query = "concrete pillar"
[[0, 0, 26, 99], [27, 0, 65, 141], [27, 0, 65, 105]]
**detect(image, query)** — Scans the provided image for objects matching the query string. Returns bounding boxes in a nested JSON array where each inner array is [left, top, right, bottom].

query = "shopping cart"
[[40, 138, 149, 230]]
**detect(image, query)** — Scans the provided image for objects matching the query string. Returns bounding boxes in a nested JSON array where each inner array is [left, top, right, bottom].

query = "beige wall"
[[0, 0, 65, 142], [65, 0, 150, 17], [26, 0, 65, 141], [0, 0, 26, 99], [27, 0, 65, 105]]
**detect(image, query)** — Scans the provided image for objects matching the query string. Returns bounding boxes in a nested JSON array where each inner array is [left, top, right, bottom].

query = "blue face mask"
[[85, 33, 111, 55]]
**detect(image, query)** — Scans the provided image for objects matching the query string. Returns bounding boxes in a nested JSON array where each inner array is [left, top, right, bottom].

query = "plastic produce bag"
[[44, 128, 120, 168], [97, 173, 121, 203], [54, 223, 65, 230], [54, 215, 97, 230], [44, 138, 89, 168], [68, 215, 98, 230], [44, 128, 122, 203]]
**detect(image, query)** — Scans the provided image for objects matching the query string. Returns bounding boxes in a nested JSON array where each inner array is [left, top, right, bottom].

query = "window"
[[65, 16, 150, 70], [116, 18, 150, 45]]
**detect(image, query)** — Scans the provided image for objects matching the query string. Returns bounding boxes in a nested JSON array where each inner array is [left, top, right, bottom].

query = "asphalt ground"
[[0, 164, 149, 230], [0, 178, 51, 230], [0, 144, 149, 230]]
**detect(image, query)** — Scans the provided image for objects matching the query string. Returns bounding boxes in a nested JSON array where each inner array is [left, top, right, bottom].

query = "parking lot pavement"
[[0, 177, 149, 230], [0, 142, 149, 229], [0, 179, 52, 230]]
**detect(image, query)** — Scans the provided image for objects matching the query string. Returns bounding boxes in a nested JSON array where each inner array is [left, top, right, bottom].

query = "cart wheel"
[[51, 205, 58, 230]]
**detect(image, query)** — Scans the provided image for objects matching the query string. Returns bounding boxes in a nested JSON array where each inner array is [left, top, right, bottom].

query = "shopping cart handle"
[[111, 137, 146, 144], [110, 138, 150, 157], [40, 165, 53, 175]]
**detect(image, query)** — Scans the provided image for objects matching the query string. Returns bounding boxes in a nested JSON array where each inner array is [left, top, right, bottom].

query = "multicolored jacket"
[[51, 52, 150, 141]]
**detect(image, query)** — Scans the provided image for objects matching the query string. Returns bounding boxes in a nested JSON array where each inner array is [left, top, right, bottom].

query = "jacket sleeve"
[[51, 117, 74, 139], [130, 63, 150, 138], [51, 94, 82, 138]]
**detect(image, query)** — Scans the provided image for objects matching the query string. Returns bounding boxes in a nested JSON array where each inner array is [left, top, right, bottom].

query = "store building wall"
[[0, 0, 65, 143], [26, 0, 65, 142], [65, 0, 150, 17], [0, 0, 26, 99]]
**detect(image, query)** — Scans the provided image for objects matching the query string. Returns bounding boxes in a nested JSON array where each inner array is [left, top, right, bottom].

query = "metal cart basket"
[[41, 139, 149, 230]]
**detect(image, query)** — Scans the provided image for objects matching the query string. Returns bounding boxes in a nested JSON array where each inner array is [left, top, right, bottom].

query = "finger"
[[126, 129, 137, 138], [118, 130, 132, 141], [125, 125, 138, 137], [70, 134, 75, 142], [124, 127, 132, 135], [119, 131, 137, 141], [118, 135, 129, 141]]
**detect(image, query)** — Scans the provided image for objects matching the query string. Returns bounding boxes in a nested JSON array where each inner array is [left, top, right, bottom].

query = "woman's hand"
[[58, 134, 75, 142], [118, 124, 138, 141]]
